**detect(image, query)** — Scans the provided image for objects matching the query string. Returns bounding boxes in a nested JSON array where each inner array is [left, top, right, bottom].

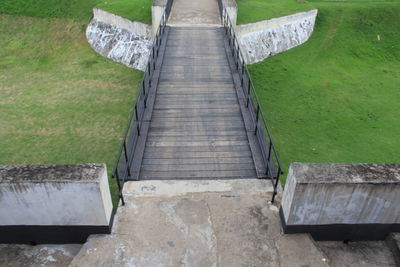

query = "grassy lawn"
[[237, 0, 400, 183], [0, 0, 152, 23], [0, 1, 151, 204]]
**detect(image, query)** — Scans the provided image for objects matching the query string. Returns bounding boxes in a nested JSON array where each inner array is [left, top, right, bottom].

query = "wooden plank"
[[153, 103, 239, 109], [141, 163, 255, 172], [151, 116, 242, 122], [159, 76, 233, 82], [139, 169, 257, 179], [145, 140, 248, 147], [147, 130, 247, 137], [151, 109, 241, 118], [141, 157, 254, 165], [154, 94, 237, 100], [149, 125, 245, 131], [143, 151, 253, 159], [146, 135, 248, 142], [157, 81, 234, 87], [144, 145, 251, 153], [156, 89, 235, 95], [160, 68, 232, 74], [155, 99, 238, 106], [149, 121, 244, 129]]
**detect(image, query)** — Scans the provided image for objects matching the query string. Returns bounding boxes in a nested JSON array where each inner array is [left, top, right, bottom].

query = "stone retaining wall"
[[86, 8, 152, 71], [237, 9, 318, 64]]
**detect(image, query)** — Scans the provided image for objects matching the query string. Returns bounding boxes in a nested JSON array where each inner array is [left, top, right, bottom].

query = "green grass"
[[237, 0, 400, 183], [0, 0, 152, 23], [0, 0, 150, 205]]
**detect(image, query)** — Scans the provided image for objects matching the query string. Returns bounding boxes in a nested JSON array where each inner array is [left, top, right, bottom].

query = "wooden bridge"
[[112, 0, 283, 203]]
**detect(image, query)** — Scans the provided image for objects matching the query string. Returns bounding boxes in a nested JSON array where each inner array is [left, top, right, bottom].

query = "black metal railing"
[[111, 7, 171, 205], [221, 7, 284, 202]]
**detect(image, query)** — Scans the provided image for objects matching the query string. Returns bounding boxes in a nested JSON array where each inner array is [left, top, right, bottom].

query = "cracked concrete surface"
[[69, 180, 397, 266]]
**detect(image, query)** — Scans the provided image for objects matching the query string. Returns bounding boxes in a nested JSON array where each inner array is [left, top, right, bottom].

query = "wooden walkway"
[[139, 27, 258, 180]]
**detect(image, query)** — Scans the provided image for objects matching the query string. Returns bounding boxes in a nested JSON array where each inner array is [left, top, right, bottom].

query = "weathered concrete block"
[[221, 0, 237, 26], [86, 8, 152, 71], [152, 0, 168, 36], [0, 164, 113, 244], [281, 163, 400, 241], [237, 9, 317, 64]]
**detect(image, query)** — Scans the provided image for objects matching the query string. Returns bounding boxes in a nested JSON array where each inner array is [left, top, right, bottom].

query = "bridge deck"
[[139, 27, 258, 180]]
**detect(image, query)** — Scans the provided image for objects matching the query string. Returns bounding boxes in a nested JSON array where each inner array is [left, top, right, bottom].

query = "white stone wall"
[[0, 164, 112, 226], [237, 9, 318, 64], [86, 8, 152, 71]]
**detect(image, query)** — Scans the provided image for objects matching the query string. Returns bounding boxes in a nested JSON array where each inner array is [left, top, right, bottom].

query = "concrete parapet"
[[0, 164, 113, 244], [152, 0, 168, 36], [281, 163, 400, 241], [221, 0, 237, 26]]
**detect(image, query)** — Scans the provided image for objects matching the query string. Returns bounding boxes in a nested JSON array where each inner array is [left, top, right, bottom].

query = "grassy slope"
[[0, 0, 152, 23], [237, 0, 400, 183], [0, 1, 150, 204]]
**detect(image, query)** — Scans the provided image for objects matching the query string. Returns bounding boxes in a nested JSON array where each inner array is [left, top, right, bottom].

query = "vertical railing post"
[[149, 71, 152, 87], [115, 172, 125, 206], [266, 141, 272, 177], [236, 49, 240, 70], [123, 140, 131, 177], [135, 104, 140, 136], [254, 104, 260, 134], [271, 167, 281, 203], [246, 80, 251, 107]]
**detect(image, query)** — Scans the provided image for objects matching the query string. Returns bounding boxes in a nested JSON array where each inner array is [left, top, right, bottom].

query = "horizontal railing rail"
[[221, 7, 284, 202], [111, 5, 171, 205]]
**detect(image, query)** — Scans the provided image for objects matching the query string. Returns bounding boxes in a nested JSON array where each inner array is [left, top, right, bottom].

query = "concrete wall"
[[281, 163, 400, 240], [237, 9, 318, 64], [0, 164, 112, 226], [221, 0, 237, 26], [92, 8, 151, 36], [0, 164, 113, 243], [152, 0, 168, 36], [86, 8, 152, 71]]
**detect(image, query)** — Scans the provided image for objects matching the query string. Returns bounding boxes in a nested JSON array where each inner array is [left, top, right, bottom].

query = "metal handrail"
[[111, 7, 170, 205], [221, 7, 284, 202]]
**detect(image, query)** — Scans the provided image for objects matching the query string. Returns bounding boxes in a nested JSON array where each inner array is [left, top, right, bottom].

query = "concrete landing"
[[69, 180, 396, 266], [168, 0, 221, 26]]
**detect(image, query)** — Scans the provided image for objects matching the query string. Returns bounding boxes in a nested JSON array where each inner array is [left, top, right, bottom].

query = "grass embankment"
[[237, 0, 400, 183], [0, 0, 152, 23], [0, 1, 151, 204]]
